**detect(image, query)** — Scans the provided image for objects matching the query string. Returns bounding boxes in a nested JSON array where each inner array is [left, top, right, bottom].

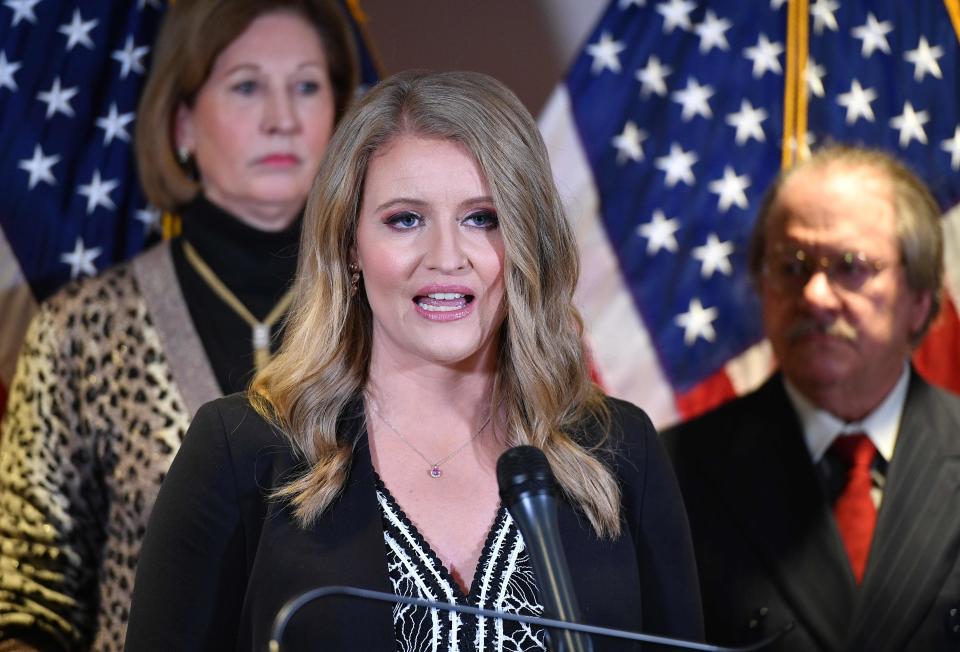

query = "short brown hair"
[[135, 0, 359, 212], [748, 144, 944, 340]]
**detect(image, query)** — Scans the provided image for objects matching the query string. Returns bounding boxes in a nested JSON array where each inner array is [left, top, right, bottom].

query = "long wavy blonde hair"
[[252, 70, 622, 538]]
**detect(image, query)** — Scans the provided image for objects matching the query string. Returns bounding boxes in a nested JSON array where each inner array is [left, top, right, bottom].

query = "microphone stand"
[[268, 585, 793, 652]]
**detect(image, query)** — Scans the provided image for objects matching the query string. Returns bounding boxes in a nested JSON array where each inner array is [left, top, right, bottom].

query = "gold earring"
[[349, 263, 360, 297]]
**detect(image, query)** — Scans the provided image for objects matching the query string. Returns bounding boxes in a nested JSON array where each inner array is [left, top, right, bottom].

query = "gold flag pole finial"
[[945, 0, 960, 44]]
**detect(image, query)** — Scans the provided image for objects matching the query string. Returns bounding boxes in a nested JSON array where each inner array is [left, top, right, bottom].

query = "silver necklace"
[[366, 397, 493, 479]]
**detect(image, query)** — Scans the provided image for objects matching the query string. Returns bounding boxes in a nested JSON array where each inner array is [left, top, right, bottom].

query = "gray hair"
[[748, 144, 943, 340]]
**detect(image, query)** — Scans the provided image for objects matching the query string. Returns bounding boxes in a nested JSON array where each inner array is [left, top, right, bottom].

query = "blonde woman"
[[126, 70, 702, 651]]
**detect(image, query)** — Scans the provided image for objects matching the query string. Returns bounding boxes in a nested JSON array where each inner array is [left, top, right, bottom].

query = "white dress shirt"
[[783, 363, 910, 507]]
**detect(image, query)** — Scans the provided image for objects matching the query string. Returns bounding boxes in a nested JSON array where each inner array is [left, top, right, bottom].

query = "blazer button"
[[947, 605, 960, 638], [748, 607, 769, 630]]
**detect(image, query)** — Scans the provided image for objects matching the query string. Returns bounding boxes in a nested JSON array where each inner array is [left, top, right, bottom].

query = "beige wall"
[[360, 0, 607, 115]]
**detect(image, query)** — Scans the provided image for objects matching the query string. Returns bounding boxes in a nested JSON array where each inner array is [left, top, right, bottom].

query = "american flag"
[[0, 0, 165, 412], [540, 0, 960, 427], [0, 0, 380, 414]]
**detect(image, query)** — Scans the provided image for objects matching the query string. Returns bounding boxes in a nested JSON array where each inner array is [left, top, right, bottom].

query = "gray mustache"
[[785, 318, 857, 342]]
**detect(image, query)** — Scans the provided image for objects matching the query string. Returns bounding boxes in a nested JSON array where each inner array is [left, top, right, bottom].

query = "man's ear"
[[909, 289, 934, 338]]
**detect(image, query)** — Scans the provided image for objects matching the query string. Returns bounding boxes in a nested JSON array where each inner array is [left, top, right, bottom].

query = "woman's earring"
[[349, 263, 361, 297], [177, 146, 190, 164]]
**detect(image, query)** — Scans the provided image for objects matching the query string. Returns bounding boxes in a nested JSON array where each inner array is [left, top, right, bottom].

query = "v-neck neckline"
[[374, 472, 508, 601]]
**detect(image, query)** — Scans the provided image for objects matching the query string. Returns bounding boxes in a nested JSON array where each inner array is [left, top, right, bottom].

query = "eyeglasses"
[[762, 245, 897, 293]]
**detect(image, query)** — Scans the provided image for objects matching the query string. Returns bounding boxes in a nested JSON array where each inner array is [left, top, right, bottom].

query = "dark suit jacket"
[[125, 394, 703, 651], [663, 370, 960, 652]]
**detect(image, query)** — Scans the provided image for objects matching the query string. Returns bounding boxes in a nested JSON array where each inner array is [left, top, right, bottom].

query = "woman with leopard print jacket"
[[0, 2, 359, 650]]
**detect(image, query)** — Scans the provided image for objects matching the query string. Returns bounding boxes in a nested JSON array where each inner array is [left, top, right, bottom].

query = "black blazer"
[[125, 394, 703, 651], [663, 370, 960, 652]]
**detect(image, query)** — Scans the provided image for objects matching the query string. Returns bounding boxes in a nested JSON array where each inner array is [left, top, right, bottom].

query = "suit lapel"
[[134, 241, 221, 415], [705, 377, 855, 651], [850, 373, 960, 651]]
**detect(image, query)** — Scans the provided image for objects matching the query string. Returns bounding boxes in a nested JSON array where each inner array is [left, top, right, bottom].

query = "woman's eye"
[[295, 80, 321, 96], [231, 80, 258, 95], [385, 211, 421, 230], [464, 210, 499, 230]]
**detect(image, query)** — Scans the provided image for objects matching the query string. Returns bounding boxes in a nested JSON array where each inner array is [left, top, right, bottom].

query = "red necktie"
[[830, 433, 877, 584]]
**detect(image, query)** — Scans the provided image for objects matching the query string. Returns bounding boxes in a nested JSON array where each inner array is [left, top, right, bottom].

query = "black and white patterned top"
[[376, 477, 547, 652]]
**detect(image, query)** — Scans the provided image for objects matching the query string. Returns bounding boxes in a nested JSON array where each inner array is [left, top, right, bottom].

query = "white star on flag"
[[655, 143, 698, 187], [37, 77, 78, 119], [836, 79, 877, 125], [904, 37, 944, 82], [58, 9, 98, 51], [637, 210, 681, 254], [587, 32, 626, 74], [805, 57, 827, 97], [726, 100, 768, 144], [890, 101, 929, 147], [941, 126, 960, 171], [4, 0, 41, 27], [0, 51, 21, 91], [743, 34, 784, 79], [136, 206, 162, 234], [851, 12, 893, 58], [96, 103, 135, 144], [112, 36, 149, 79], [708, 166, 750, 212], [672, 77, 714, 121], [636, 55, 672, 98], [692, 233, 735, 278], [536, 0, 960, 423], [18, 144, 60, 189], [810, 0, 840, 35], [60, 237, 102, 279], [77, 170, 119, 214], [675, 298, 719, 345], [694, 10, 732, 53], [657, 0, 696, 34], [612, 121, 648, 164]]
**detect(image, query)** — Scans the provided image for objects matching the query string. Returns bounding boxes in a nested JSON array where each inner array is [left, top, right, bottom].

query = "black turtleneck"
[[170, 195, 301, 395]]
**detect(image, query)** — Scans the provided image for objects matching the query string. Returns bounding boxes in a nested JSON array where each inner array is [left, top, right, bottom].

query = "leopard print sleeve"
[[0, 285, 104, 650], [0, 262, 194, 651]]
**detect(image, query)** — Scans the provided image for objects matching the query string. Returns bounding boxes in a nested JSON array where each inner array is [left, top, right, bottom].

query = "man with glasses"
[[664, 145, 960, 652]]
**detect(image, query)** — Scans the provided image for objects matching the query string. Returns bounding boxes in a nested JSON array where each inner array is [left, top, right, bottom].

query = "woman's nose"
[[424, 225, 469, 272], [262, 90, 300, 134]]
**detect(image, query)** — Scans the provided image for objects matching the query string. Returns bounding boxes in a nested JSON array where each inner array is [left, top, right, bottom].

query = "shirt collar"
[[784, 363, 909, 464]]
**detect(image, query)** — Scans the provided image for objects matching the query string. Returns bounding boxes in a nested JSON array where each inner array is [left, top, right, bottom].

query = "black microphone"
[[496, 445, 593, 652]]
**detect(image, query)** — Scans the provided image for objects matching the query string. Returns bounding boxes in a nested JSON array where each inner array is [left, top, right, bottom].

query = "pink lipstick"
[[257, 153, 300, 167], [413, 285, 475, 322]]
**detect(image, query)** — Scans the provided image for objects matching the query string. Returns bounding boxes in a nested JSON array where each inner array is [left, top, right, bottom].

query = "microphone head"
[[497, 445, 556, 507]]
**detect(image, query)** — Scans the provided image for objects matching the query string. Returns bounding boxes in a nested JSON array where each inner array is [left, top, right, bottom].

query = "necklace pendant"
[[252, 323, 270, 350], [429, 465, 442, 479]]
